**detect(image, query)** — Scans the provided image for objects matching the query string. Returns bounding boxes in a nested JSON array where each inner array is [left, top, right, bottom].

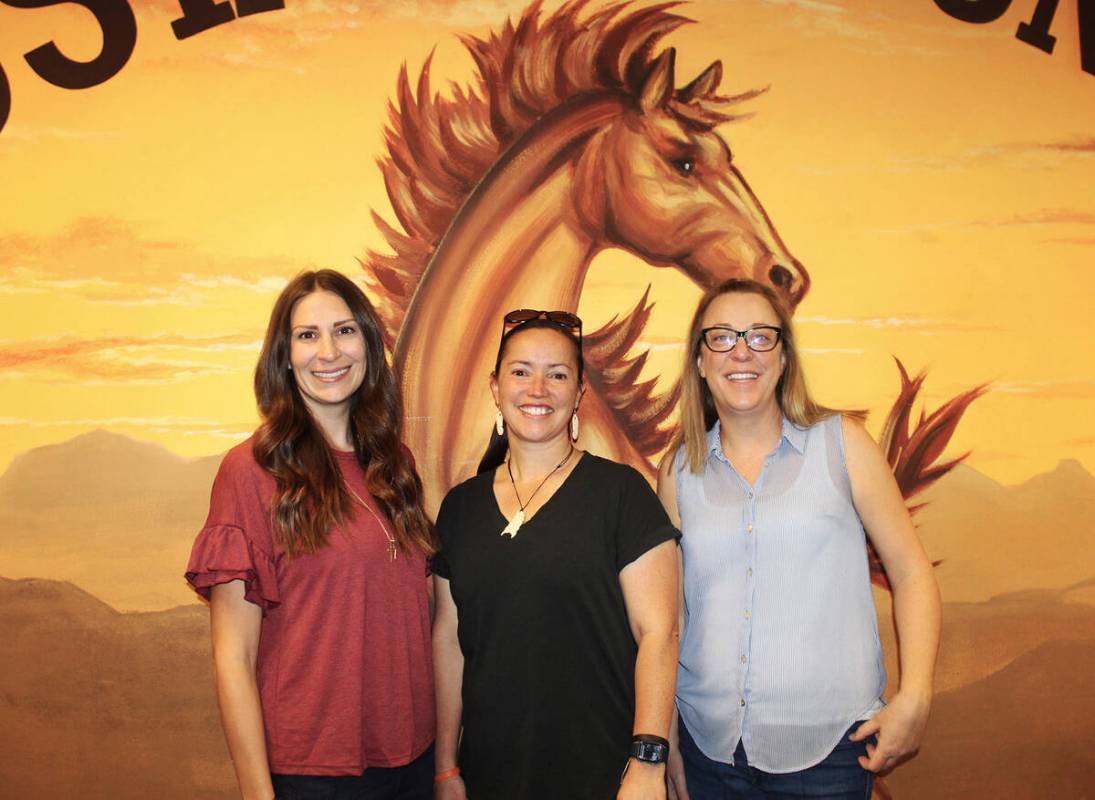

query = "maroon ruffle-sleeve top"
[[185, 438, 434, 776]]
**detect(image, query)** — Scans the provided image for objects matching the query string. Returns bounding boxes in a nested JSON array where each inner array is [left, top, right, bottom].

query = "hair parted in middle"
[[477, 317, 584, 475], [674, 277, 864, 474], [252, 268, 437, 557]]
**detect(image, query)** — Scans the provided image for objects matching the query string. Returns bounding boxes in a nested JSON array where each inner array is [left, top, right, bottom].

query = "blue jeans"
[[272, 745, 433, 800], [679, 719, 874, 799]]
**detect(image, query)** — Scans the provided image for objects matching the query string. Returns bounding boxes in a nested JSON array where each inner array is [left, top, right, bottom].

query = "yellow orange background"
[[1, 0, 1092, 485], [2, 2, 1094, 797]]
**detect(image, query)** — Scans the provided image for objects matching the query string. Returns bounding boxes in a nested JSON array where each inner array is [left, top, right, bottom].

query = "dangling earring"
[[495, 409, 505, 436], [570, 410, 580, 442]]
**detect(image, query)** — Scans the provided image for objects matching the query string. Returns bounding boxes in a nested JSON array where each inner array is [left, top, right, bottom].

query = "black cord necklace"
[[501, 445, 575, 538]]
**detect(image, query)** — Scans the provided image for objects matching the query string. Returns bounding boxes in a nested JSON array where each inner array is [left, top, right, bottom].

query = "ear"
[[489, 372, 500, 407], [679, 60, 722, 103], [575, 381, 586, 410], [640, 48, 676, 114], [780, 353, 787, 371], [697, 353, 706, 380]]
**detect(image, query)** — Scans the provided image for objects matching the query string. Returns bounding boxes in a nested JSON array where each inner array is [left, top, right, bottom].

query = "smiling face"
[[697, 291, 786, 421], [289, 290, 367, 420], [490, 326, 583, 448]]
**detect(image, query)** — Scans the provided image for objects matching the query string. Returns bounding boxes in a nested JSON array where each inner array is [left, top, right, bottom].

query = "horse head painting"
[[364, 0, 808, 509]]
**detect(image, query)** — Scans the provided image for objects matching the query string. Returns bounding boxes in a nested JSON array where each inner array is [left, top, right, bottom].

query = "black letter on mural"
[[171, 0, 283, 39], [933, 0, 1012, 23], [171, 0, 236, 40], [1, 0, 137, 90], [1080, 0, 1095, 75], [236, 0, 284, 16], [1016, 0, 1059, 53], [0, 63, 11, 134]]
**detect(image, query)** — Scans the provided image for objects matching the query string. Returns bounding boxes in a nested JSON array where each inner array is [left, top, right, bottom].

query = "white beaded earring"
[[570, 410, 580, 442], [495, 409, 505, 436]]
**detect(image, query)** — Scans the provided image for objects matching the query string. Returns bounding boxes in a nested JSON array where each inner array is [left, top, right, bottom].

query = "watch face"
[[630, 740, 669, 764]]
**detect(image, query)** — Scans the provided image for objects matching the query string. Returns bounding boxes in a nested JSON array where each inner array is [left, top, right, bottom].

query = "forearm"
[[620, 630, 677, 795], [632, 629, 678, 738], [432, 632, 465, 771], [213, 658, 274, 800], [890, 564, 941, 698]]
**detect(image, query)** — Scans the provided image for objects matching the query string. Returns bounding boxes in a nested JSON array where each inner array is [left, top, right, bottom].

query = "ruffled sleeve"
[[185, 524, 281, 611], [184, 441, 281, 612]]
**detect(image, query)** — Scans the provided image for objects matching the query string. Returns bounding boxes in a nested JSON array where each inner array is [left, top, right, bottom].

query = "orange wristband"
[[434, 767, 461, 783]]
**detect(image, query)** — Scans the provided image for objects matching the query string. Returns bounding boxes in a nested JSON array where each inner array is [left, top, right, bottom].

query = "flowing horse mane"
[[363, 0, 761, 457]]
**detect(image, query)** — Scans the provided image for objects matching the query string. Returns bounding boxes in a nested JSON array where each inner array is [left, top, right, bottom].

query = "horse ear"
[[639, 48, 676, 114], [679, 60, 722, 103]]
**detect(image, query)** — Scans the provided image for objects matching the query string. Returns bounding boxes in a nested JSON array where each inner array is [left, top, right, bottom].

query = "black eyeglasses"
[[701, 325, 782, 353], [503, 309, 582, 335]]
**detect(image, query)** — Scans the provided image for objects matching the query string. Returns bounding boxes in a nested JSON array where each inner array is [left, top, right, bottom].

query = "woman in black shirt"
[[431, 310, 679, 800]]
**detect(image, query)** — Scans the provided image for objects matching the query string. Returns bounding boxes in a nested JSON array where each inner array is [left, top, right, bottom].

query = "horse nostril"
[[769, 264, 793, 289]]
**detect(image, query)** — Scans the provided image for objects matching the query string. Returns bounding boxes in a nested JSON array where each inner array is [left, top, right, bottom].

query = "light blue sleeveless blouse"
[[675, 415, 884, 773]]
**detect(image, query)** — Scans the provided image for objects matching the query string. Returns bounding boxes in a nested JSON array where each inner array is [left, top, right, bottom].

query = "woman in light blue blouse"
[[657, 279, 941, 800]]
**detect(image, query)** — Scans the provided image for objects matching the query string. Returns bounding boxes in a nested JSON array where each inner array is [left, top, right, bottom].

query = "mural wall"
[[1, 1, 1093, 797]]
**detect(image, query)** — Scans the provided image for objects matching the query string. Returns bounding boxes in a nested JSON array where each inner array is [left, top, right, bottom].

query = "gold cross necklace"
[[345, 482, 398, 562]]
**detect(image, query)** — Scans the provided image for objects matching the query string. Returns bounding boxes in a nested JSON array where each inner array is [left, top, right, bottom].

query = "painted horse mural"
[[364, 0, 807, 509]]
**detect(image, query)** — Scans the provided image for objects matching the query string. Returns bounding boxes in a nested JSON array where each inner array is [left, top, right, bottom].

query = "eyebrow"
[[506, 359, 573, 369], [291, 318, 356, 330], [708, 323, 779, 329]]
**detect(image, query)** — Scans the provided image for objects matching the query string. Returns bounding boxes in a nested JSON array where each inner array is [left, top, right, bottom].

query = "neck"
[[308, 405, 353, 451], [718, 403, 783, 456], [507, 435, 575, 481]]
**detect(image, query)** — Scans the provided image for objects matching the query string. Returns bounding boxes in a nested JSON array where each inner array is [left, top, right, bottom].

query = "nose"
[[529, 375, 548, 396], [730, 336, 752, 359], [317, 333, 340, 360]]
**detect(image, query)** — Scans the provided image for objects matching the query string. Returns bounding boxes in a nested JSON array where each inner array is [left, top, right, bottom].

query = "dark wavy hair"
[[477, 318, 584, 474], [252, 269, 436, 557]]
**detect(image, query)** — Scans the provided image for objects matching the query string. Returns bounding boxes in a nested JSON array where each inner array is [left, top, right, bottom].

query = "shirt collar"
[[707, 416, 808, 462]]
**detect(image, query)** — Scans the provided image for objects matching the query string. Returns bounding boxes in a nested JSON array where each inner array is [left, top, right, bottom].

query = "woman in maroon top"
[[186, 269, 437, 800]]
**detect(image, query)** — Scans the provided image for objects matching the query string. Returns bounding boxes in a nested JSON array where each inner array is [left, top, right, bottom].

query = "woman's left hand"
[[617, 759, 667, 800], [849, 688, 932, 773]]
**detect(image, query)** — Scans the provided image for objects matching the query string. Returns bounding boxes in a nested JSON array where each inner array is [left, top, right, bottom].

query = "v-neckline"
[[489, 451, 588, 532]]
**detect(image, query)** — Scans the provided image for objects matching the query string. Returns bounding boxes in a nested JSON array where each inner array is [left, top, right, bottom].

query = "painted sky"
[[1, 0, 1092, 484]]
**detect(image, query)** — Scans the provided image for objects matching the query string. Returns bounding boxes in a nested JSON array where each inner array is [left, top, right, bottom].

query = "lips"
[[518, 405, 554, 416], [312, 366, 350, 381], [726, 372, 759, 382]]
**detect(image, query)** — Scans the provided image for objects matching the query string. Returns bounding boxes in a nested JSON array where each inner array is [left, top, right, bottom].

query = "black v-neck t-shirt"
[[432, 454, 678, 800]]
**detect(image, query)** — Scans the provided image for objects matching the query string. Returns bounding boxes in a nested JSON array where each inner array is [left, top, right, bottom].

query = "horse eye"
[[672, 157, 695, 176]]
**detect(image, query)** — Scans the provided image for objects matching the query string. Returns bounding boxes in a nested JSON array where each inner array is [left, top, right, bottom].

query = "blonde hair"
[[675, 279, 863, 473]]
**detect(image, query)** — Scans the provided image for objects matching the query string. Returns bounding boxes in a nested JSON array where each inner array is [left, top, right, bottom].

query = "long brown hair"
[[676, 278, 863, 474], [253, 269, 436, 557]]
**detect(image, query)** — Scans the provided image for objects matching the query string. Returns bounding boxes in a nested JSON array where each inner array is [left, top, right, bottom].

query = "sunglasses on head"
[[502, 309, 583, 334]]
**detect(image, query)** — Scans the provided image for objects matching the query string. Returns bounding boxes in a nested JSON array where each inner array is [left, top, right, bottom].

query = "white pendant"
[[501, 509, 525, 538]]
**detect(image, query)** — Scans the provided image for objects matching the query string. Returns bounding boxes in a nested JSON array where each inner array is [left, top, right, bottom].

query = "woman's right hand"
[[434, 775, 468, 799]]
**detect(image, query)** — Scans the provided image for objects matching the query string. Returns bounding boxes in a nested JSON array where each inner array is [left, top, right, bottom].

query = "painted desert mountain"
[[0, 430, 221, 610]]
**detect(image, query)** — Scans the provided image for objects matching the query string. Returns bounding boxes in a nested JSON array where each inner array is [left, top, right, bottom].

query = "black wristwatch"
[[629, 734, 670, 764]]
